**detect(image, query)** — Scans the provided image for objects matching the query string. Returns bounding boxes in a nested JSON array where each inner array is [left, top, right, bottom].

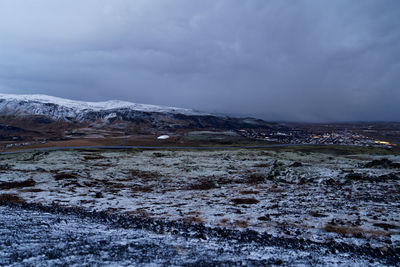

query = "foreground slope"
[[1, 146, 399, 253], [3, 203, 396, 266]]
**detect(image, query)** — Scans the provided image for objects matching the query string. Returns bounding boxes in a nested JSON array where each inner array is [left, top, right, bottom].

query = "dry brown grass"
[[126, 208, 151, 217], [220, 218, 229, 224], [246, 173, 267, 184], [83, 155, 106, 161], [130, 169, 160, 179], [234, 220, 249, 228], [131, 186, 153, 193], [269, 184, 285, 193], [184, 180, 217, 190], [219, 218, 230, 227], [184, 216, 204, 224], [79, 199, 95, 204], [324, 224, 389, 237]]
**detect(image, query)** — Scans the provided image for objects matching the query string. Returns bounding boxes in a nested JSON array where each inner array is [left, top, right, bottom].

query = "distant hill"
[[0, 93, 279, 141]]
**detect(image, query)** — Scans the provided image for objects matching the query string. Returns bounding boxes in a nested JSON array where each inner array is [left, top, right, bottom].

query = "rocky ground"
[[0, 203, 398, 266], [0, 146, 399, 265]]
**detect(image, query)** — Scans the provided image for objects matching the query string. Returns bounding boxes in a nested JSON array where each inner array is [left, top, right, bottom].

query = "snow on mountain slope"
[[0, 93, 207, 120]]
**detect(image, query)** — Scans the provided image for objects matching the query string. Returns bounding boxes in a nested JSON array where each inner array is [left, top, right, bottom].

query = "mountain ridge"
[[0, 93, 277, 141], [0, 93, 209, 120]]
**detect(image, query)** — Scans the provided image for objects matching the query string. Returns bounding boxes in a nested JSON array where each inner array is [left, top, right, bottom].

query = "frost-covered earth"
[[0, 203, 397, 266], [0, 146, 400, 264]]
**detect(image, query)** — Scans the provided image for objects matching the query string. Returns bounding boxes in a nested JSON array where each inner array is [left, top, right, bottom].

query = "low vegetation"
[[0, 147, 399, 250]]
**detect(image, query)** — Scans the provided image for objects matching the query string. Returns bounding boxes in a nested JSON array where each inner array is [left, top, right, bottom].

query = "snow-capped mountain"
[[0, 93, 275, 141], [0, 93, 207, 121]]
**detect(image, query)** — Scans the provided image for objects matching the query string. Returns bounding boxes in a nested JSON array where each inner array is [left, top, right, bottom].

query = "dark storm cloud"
[[0, 0, 399, 122]]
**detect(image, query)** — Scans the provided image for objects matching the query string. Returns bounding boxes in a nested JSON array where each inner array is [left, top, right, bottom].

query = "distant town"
[[236, 128, 397, 148], [2, 128, 398, 150]]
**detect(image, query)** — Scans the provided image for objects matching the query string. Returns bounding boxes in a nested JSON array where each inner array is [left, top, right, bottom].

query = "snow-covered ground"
[[1, 204, 391, 266], [0, 148, 399, 253]]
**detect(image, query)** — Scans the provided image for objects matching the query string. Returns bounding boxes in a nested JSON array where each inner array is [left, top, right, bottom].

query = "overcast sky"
[[0, 0, 399, 122]]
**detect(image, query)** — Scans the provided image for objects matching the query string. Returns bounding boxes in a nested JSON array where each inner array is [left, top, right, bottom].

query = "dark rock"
[[309, 211, 328, 218], [345, 173, 368, 181], [33, 117, 53, 124], [246, 173, 267, 184], [0, 194, 26, 204], [0, 179, 36, 189], [290, 162, 303, 167], [346, 172, 399, 182], [353, 232, 363, 238], [231, 198, 260, 205], [197, 233, 207, 240], [54, 173, 78, 181], [0, 164, 13, 170], [299, 178, 307, 184], [186, 180, 218, 190], [326, 178, 336, 185], [257, 215, 270, 221], [373, 222, 400, 230], [377, 173, 399, 181], [364, 158, 400, 169], [95, 192, 104, 198]]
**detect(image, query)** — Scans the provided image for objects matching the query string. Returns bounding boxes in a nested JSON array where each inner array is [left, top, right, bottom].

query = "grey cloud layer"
[[0, 0, 399, 121]]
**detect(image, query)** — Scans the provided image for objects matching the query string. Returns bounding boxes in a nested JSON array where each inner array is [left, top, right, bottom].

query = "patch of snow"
[[103, 112, 117, 121]]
